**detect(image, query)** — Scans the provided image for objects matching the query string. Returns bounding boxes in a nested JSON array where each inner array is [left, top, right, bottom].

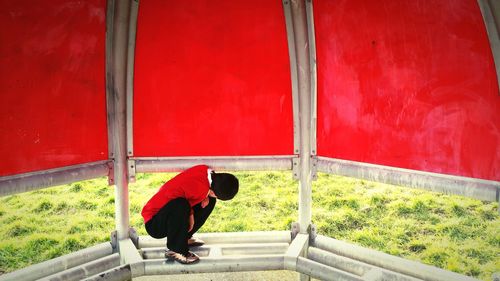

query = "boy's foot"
[[188, 237, 205, 247], [166, 250, 200, 264]]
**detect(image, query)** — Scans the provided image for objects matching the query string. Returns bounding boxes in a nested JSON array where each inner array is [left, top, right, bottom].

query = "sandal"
[[166, 250, 200, 264], [188, 237, 205, 247]]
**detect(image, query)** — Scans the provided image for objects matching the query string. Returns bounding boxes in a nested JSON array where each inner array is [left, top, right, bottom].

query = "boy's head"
[[210, 172, 239, 200]]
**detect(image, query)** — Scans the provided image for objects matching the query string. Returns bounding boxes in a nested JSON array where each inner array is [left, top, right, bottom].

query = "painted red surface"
[[315, 0, 500, 181], [133, 0, 293, 156], [0, 0, 108, 176]]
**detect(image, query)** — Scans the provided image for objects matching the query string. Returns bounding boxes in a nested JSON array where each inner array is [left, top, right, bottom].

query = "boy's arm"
[[184, 192, 202, 232], [201, 197, 210, 208], [188, 214, 194, 232], [183, 189, 204, 214]]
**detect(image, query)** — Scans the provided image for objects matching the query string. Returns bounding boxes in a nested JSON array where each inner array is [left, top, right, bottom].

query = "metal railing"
[[0, 231, 483, 281]]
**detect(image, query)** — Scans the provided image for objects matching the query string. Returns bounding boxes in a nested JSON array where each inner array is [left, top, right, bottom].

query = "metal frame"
[[289, 0, 313, 237], [0, 242, 114, 281], [311, 235, 479, 281], [317, 156, 499, 202], [138, 231, 292, 248], [477, 0, 500, 93], [108, 0, 133, 240], [83, 265, 132, 281], [2, 231, 482, 281], [105, 0, 116, 162], [284, 233, 309, 271], [0, 160, 111, 197], [2, 0, 499, 280], [133, 156, 294, 172], [144, 255, 284, 276], [305, 0, 319, 184], [288, 2, 314, 280], [283, 0, 301, 156], [306, 0, 318, 158], [142, 243, 289, 259], [126, 0, 139, 183]]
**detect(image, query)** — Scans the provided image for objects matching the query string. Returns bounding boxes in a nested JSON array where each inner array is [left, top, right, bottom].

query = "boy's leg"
[[165, 198, 191, 255], [145, 197, 191, 255], [188, 196, 216, 237]]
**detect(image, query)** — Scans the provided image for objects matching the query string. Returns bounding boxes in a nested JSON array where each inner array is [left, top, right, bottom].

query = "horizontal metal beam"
[[312, 235, 480, 281], [3, 234, 482, 281], [138, 231, 292, 248], [82, 265, 132, 281], [317, 157, 499, 202], [141, 243, 290, 259], [134, 156, 294, 173], [0, 242, 113, 281], [308, 247, 370, 276], [38, 253, 120, 281], [144, 255, 284, 275], [0, 161, 111, 197], [308, 247, 421, 281], [296, 257, 363, 281], [219, 243, 288, 256]]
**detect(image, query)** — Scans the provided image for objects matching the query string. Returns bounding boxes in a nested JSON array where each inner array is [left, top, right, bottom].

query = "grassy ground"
[[0, 172, 498, 280]]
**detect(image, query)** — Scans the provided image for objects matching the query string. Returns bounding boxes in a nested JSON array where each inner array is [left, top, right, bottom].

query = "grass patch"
[[0, 172, 498, 280], [312, 173, 499, 280], [7, 224, 35, 237], [33, 201, 53, 212], [69, 183, 83, 193]]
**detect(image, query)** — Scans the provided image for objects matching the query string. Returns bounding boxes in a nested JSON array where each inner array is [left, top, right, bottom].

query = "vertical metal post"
[[107, 0, 133, 240], [306, 0, 317, 159], [291, 2, 313, 278], [126, 0, 139, 182], [477, 0, 500, 93], [306, 0, 318, 182], [283, 1, 313, 278], [283, 0, 301, 157], [290, 0, 313, 235], [106, 0, 116, 167]]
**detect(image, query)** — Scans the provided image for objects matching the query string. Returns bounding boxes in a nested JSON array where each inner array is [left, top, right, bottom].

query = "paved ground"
[[134, 270, 300, 281]]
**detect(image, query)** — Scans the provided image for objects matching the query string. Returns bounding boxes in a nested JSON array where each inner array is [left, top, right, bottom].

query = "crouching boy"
[[141, 165, 239, 264]]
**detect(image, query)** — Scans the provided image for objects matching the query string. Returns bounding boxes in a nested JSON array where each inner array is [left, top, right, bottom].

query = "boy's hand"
[[188, 214, 194, 232], [201, 197, 210, 208]]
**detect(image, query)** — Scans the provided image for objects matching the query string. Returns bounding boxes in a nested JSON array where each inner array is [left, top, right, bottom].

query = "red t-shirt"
[[141, 165, 210, 223]]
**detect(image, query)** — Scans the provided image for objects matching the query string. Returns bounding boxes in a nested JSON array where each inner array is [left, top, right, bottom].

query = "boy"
[[141, 164, 239, 264]]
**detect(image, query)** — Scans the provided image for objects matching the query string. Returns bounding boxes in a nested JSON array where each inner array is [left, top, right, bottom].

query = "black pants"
[[145, 197, 216, 255]]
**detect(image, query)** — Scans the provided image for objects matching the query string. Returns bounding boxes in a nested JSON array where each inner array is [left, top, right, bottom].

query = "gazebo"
[[1, 0, 499, 280]]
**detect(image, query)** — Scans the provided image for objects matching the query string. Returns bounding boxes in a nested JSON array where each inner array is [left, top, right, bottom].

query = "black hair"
[[211, 172, 239, 201]]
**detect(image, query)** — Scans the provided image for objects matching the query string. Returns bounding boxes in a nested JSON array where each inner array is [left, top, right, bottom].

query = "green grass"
[[0, 172, 498, 280]]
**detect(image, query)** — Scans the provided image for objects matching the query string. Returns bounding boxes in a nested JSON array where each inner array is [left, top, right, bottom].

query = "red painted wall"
[[2, 0, 498, 182], [133, 0, 294, 157], [315, 0, 500, 181], [0, 0, 108, 176]]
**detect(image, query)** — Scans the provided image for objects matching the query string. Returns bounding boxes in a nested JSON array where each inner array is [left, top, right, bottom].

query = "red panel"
[[134, 0, 293, 156], [0, 0, 108, 176], [315, 0, 500, 181]]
